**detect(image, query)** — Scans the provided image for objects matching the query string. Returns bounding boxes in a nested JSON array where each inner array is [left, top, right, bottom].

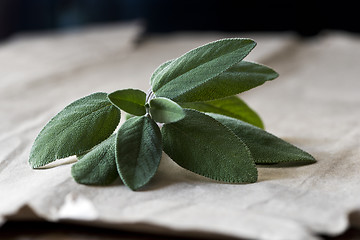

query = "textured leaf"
[[180, 95, 264, 129], [149, 97, 185, 123], [71, 135, 118, 185], [162, 109, 257, 183], [150, 60, 173, 86], [174, 61, 278, 102], [208, 113, 316, 164], [108, 89, 146, 116], [152, 38, 256, 102], [116, 116, 162, 190], [29, 92, 120, 168]]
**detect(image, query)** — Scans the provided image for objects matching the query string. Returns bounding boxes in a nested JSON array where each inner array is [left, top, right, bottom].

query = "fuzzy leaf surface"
[[116, 116, 162, 190], [208, 113, 316, 164], [29, 92, 120, 168], [173, 61, 278, 102], [151, 38, 256, 102], [108, 89, 146, 116], [180, 95, 264, 129], [149, 97, 185, 123], [162, 109, 257, 183], [71, 135, 118, 185], [150, 60, 173, 86]]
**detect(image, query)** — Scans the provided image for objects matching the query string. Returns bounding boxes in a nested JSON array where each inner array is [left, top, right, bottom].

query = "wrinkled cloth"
[[0, 23, 359, 240]]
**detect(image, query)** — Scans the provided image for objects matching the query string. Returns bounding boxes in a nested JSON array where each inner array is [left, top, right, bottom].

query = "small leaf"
[[152, 38, 257, 102], [149, 97, 185, 123], [29, 92, 120, 168], [116, 116, 162, 190], [180, 95, 264, 129], [71, 135, 118, 185], [108, 89, 146, 116], [162, 109, 257, 183], [208, 113, 316, 164]]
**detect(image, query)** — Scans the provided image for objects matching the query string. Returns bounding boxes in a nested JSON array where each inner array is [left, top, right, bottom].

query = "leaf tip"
[[302, 153, 317, 164], [241, 38, 257, 50], [247, 168, 258, 183], [28, 151, 44, 169], [28, 159, 38, 169]]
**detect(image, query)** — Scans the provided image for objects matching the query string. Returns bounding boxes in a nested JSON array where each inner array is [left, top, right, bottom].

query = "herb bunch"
[[29, 38, 315, 190]]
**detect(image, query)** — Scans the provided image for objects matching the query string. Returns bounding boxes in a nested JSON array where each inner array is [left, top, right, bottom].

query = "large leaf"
[[108, 89, 146, 116], [150, 60, 173, 86], [29, 92, 120, 168], [180, 95, 264, 129], [173, 61, 278, 102], [208, 113, 316, 164], [152, 38, 256, 102], [116, 116, 162, 190], [149, 97, 185, 123], [71, 135, 118, 185], [162, 109, 257, 183]]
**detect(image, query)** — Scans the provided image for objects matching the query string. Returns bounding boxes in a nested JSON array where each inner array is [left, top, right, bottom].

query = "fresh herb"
[[29, 38, 316, 190]]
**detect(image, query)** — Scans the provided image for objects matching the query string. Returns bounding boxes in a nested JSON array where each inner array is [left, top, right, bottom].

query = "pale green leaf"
[[208, 113, 316, 164], [152, 38, 256, 102], [29, 92, 120, 168], [116, 116, 162, 190], [180, 95, 264, 129], [149, 97, 185, 123], [108, 89, 146, 116], [71, 135, 118, 185], [162, 109, 257, 183], [125, 113, 135, 120]]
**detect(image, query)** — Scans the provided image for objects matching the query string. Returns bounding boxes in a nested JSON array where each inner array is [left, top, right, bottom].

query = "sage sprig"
[[29, 38, 316, 190]]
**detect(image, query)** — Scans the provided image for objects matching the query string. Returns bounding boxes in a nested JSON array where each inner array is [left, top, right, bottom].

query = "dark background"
[[0, 0, 359, 40]]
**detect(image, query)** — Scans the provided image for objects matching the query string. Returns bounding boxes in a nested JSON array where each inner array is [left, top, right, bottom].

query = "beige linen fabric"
[[0, 23, 359, 240]]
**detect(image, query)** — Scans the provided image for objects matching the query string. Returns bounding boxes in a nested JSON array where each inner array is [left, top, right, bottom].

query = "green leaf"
[[116, 116, 162, 190], [71, 135, 118, 185], [215, 61, 278, 94], [29, 92, 120, 168], [208, 113, 316, 164], [151, 38, 257, 102], [149, 97, 185, 123], [162, 109, 257, 183], [150, 60, 173, 86], [180, 95, 264, 129], [125, 113, 135, 120], [174, 61, 278, 102], [108, 89, 146, 116]]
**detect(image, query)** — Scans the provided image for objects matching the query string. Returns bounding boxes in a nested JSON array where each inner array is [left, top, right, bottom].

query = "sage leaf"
[[214, 61, 279, 94], [108, 89, 146, 116], [71, 135, 118, 185], [152, 38, 256, 102], [149, 97, 185, 123], [29, 92, 120, 168], [180, 95, 264, 129], [174, 61, 278, 102], [116, 116, 162, 190], [153, 60, 278, 102], [208, 113, 316, 164], [150, 60, 173, 86], [162, 109, 257, 183]]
